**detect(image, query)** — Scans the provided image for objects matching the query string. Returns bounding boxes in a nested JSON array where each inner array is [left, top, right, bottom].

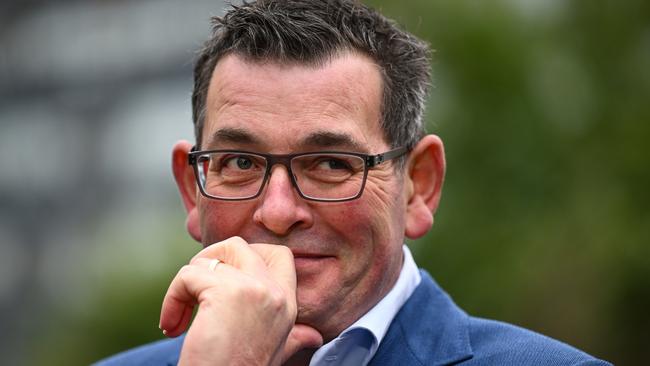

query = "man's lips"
[[291, 252, 335, 273], [292, 252, 331, 258]]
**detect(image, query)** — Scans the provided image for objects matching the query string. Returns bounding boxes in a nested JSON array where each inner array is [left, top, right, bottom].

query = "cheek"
[[314, 195, 404, 296], [321, 200, 374, 237], [363, 183, 407, 240], [354, 188, 408, 283], [319, 197, 398, 260], [198, 200, 254, 245]]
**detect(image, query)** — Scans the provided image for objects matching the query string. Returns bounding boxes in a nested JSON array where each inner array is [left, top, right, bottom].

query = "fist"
[[159, 237, 322, 365]]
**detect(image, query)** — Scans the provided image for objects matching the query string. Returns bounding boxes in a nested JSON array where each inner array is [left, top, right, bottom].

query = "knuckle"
[[189, 252, 203, 263], [225, 236, 247, 248], [268, 286, 290, 313], [275, 245, 293, 258], [178, 264, 195, 277], [239, 280, 268, 301], [230, 236, 246, 244], [237, 281, 288, 313], [199, 287, 221, 305], [220, 236, 246, 259]]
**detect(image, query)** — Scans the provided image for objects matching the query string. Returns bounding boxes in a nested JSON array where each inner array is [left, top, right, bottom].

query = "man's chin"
[[295, 289, 329, 324]]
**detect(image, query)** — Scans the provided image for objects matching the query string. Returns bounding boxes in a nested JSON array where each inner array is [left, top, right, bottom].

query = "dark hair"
[[192, 0, 431, 155]]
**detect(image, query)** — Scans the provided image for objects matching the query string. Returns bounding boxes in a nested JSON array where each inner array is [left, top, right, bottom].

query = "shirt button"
[[325, 355, 338, 362]]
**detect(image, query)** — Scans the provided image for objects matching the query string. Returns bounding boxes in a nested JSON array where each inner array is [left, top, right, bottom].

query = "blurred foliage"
[[28, 211, 198, 365], [29, 0, 648, 365], [371, 0, 649, 364]]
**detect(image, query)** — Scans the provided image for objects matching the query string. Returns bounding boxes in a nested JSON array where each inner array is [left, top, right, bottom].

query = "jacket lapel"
[[369, 270, 473, 365]]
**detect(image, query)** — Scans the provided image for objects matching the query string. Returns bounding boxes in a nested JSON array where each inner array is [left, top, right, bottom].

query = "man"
[[97, 0, 611, 365]]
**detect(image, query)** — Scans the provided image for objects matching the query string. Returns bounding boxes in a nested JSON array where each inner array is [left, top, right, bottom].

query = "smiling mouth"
[[292, 253, 335, 272], [292, 253, 332, 261], [292, 252, 328, 258]]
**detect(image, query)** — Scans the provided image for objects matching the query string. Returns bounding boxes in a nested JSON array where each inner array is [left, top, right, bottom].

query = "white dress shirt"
[[309, 245, 421, 366]]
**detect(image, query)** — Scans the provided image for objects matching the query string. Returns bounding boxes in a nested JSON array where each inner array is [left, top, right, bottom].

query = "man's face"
[[193, 53, 408, 340]]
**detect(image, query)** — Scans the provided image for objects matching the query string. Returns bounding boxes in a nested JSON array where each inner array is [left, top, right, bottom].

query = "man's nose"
[[252, 165, 313, 236]]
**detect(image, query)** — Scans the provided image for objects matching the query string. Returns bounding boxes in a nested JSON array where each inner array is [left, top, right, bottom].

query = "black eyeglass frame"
[[187, 146, 408, 202]]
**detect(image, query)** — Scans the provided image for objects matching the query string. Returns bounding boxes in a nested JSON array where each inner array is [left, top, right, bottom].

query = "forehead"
[[202, 52, 386, 152]]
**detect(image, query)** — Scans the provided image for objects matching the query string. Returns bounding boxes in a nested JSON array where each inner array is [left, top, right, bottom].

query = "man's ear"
[[172, 140, 202, 242], [404, 134, 446, 239]]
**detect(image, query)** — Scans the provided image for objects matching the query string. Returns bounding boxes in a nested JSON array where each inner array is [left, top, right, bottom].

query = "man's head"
[[172, 0, 445, 341], [191, 0, 432, 155]]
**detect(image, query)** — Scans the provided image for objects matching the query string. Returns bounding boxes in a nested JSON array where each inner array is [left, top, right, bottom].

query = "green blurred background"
[[1, 0, 648, 365]]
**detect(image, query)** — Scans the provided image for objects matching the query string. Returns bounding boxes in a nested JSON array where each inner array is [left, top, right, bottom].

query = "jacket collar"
[[370, 270, 473, 365]]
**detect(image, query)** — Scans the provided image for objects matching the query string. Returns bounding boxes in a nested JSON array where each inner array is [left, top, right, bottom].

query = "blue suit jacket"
[[95, 270, 611, 365]]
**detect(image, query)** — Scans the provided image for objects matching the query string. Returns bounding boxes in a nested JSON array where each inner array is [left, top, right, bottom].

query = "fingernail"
[[162, 329, 168, 336], [158, 322, 162, 329]]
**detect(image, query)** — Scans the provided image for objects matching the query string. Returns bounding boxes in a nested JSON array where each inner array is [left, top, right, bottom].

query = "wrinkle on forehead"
[[203, 52, 385, 150]]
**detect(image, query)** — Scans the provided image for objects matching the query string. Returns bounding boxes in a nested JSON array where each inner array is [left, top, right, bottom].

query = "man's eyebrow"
[[208, 127, 261, 147], [301, 131, 367, 152]]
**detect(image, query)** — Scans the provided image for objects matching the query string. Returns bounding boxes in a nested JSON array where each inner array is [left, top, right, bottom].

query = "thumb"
[[282, 324, 324, 363]]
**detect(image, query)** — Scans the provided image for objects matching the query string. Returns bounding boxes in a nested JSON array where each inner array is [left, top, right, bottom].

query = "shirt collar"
[[310, 245, 421, 366]]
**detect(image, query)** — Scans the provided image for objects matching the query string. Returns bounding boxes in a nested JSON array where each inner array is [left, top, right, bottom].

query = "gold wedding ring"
[[208, 259, 221, 272]]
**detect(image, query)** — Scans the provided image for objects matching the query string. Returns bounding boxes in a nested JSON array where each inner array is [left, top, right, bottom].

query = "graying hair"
[[192, 0, 431, 157]]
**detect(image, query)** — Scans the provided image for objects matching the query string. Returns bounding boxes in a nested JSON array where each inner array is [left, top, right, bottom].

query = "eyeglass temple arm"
[[366, 146, 408, 167], [188, 146, 198, 165]]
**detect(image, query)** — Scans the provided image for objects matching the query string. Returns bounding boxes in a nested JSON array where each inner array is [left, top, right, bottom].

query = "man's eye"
[[316, 158, 351, 170], [225, 156, 255, 170]]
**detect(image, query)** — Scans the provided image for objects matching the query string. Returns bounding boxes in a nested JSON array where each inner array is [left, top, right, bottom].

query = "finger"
[[249, 244, 297, 295], [191, 236, 268, 278], [159, 262, 240, 335], [164, 304, 194, 338], [191, 257, 223, 272], [281, 324, 324, 364], [159, 265, 207, 335]]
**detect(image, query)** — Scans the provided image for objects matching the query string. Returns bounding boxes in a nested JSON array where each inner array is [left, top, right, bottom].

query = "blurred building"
[[0, 1, 226, 364]]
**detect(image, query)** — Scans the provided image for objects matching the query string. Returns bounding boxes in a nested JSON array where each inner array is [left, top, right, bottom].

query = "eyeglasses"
[[188, 146, 407, 202]]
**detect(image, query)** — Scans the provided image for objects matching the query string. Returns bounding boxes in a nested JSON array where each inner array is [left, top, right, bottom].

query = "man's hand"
[[159, 237, 323, 365]]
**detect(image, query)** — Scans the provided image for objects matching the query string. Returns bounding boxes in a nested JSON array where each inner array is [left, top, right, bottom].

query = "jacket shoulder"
[[93, 336, 184, 366], [372, 270, 611, 366], [465, 316, 611, 365]]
